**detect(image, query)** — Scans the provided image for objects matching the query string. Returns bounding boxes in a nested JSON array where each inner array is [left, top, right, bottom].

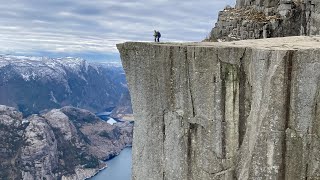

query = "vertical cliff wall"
[[118, 36, 320, 179]]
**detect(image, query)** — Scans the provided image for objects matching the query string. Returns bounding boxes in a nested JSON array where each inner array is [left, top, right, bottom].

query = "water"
[[90, 147, 132, 180]]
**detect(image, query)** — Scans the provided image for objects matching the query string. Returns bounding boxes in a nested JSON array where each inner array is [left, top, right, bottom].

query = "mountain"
[[0, 105, 132, 180], [110, 90, 133, 121], [0, 55, 131, 116]]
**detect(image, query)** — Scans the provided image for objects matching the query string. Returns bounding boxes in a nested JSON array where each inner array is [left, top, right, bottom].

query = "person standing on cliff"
[[157, 31, 161, 42], [153, 30, 158, 42], [153, 30, 161, 42]]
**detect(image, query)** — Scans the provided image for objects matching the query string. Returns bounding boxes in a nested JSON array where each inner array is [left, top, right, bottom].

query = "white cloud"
[[0, 0, 235, 60]]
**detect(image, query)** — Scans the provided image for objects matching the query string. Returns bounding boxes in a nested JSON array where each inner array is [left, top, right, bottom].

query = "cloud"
[[0, 0, 234, 61]]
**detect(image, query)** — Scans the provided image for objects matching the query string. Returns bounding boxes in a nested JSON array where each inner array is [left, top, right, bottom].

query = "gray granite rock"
[[117, 36, 320, 180], [207, 0, 320, 42], [21, 115, 58, 180]]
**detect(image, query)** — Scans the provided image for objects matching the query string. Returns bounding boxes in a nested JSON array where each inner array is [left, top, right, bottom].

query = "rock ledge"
[[118, 36, 320, 179]]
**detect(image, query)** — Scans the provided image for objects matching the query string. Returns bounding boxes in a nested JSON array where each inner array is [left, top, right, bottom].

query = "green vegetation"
[[98, 130, 111, 138], [98, 127, 121, 139], [79, 153, 99, 168]]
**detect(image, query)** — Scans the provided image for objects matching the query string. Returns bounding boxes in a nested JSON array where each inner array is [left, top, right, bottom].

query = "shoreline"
[[84, 146, 132, 180], [83, 165, 108, 180]]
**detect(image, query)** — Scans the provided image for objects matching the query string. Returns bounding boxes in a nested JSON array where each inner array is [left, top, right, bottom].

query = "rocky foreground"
[[0, 105, 132, 180], [118, 36, 320, 179]]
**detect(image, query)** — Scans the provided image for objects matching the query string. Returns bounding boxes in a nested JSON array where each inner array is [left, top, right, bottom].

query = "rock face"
[[0, 105, 25, 179], [21, 115, 58, 180], [208, 0, 320, 41], [117, 36, 320, 179], [0, 105, 133, 180]]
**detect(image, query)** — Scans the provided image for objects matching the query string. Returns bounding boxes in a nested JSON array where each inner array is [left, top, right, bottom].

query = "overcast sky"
[[0, 0, 235, 61]]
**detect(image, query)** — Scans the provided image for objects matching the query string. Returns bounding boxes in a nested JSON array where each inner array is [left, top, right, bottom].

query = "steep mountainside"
[[208, 0, 320, 41], [110, 90, 133, 121], [0, 55, 131, 116], [118, 37, 320, 179], [0, 105, 133, 180]]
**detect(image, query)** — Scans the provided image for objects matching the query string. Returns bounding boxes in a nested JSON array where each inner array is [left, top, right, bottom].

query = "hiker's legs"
[[157, 37, 160, 42], [154, 37, 157, 42]]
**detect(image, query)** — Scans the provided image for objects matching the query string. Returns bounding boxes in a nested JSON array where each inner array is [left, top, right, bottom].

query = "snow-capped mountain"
[[0, 55, 129, 116]]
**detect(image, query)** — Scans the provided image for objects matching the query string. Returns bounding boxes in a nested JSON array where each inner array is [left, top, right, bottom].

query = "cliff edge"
[[118, 36, 320, 179]]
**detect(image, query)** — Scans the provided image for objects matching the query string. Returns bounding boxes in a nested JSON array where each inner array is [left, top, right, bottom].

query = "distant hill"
[[0, 55, 131, 116]]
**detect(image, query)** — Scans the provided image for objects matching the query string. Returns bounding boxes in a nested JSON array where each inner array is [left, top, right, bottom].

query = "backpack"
[[157, 31, 161, 38]]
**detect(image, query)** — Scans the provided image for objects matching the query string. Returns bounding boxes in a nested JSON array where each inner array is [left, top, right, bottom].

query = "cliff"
[[208, 0, 320, 41], [0, 105, 133, 180], [117, 36, 320, 179]]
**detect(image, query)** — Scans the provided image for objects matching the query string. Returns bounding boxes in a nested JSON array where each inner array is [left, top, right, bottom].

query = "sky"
[[0, 0, 235, 62]]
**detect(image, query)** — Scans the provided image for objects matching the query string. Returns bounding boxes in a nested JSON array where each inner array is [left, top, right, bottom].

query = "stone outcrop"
[[117, 36, 320, 179], [0, 105, 133, 180], [21, 115, 58, 180], [0, 105, 25, 179], [208, 0, 320, 41]]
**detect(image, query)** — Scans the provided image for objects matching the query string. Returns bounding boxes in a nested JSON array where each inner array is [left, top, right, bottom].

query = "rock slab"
[[117, 36, 320, 180]]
